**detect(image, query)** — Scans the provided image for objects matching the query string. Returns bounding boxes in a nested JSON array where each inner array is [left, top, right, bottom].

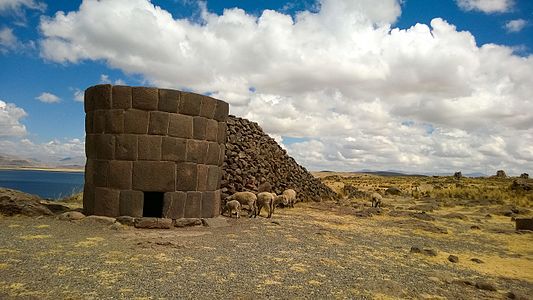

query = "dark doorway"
[[143, 192, 164, 217]]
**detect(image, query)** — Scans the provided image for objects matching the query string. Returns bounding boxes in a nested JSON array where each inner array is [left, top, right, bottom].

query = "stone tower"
[[83, 84, 228, 219]]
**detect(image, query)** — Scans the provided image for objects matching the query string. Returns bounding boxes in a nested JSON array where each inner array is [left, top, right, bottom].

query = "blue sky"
[[0, 0, 532, 174]]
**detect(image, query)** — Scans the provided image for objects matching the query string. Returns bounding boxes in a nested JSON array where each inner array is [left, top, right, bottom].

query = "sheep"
[[223, 200, 242, 218], [371, 192, 382, 208], [256, 192, 275, 218], [225, 191, 258, 218], [282, 189, 297, 208]]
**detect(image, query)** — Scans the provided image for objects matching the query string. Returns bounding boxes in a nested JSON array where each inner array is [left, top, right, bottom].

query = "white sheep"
[[371, 192, 382, 208], [257, 192, 276, 218], [226, 191, 258, 218], [282, 189, 297, 208], [223, 200, 242, 218]]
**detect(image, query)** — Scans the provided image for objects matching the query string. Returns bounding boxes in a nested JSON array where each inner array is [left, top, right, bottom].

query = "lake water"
[[0, 169, 84, 200]]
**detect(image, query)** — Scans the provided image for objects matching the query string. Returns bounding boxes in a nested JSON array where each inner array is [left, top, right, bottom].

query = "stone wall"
[[221, 116, 337, 201], [83, 85, 228, 219]]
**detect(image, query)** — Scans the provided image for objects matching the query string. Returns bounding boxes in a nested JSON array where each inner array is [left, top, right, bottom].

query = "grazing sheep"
[[257, 192, 275, 218], [282, 189, 297, 208], [371, 192, 382, 208], [273, 194, 289, 208], [226, 192, 258, 218], [223, 200, 241, 218]]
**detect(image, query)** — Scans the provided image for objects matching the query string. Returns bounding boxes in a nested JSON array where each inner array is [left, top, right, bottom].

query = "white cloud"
[[37, 0, 533, 175], [36, 92, 60, 103], [0, 0, 46, 24], [100, 74, 126, 85], [0, 27, 17, 52], [73, 89, 84, 102], [0, 100, 27, 137], [504, 19, 527, 33], [0, 137, 85, 166], [456, 0, 514, 13]]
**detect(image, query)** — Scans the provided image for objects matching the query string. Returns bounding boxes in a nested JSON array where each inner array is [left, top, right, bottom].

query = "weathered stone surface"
[[161, 137, 186, 162], [0, 188, 53, 217], [197, 164, 208, 191], [148, 111, 170, 135], [138, 135, 162, 161], [193, 116, 208, 140], [119, 190, 143, 217], [174, 218, 202, 227], [85, 111, 94, 134], [207, 166, 220, 191], [85, 134, 96, 159], [133, 161, 176, 192], [132, 87, 158, 110], [184, 191, 202, 218], [202, 216, 229, 227], [58, 211, 86, 221], [205, 119, 218, 142], [112, 85, 132, 109], [176, 162, 198, 191], [108, 160, 132, 189], [94, 187, 120, 217], [116, 216, 136, 226], [83, 215, 116, 225], [515, 218, 533, 231], [448, 255, 459, 263], [218, 144, 225, 166], [217, 122, 226, 144], [186, 140, 207, 164], [83, 185, 95, 215], [206, 142, 219, 165], [84, 86, 95, 112], [214, 100, 229, 122], [200, 96, 217, 118], [168, 114, 193, 138], [158, 89, 180, 113], [95, 134, 115, 160], [91, 84, 112, 110], [124, 109, 149, 134], [180, 92, 202, 116], [201, 190, 220, 218], [162, 191, 186, 219], [105, 109, 124, 133], [134, 217, 172, 229], [84, 160, 94, 186], [93, 110, 106, 133], [93, 160, 109, 187], [115, 134, 137, 160]]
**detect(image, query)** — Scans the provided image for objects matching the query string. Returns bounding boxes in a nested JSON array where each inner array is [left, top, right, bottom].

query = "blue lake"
[[0, 169, 84, 200]]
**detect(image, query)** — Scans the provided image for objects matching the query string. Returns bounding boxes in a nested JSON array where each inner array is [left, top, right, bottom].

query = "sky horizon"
[[0, 0, 532, 175]]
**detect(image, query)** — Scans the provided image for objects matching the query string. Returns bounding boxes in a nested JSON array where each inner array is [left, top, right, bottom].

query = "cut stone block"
[[124, 109, 149, 134], [201, 190, 220, 218], [84, 86, 95, 112], [94, 187, 120, 217], [95, 134, 115, 160], [207, 166, 220, 191], [193, 117, 208, 140], [214, 100, 229, 122], [82, 185, 95, 215], [84, 159, 94, 186], [93, 160, 109, 187], [85, 111, 94, 134], [138, 135, 162, 161], [115, 134, 138, 161], [93, 110, 106, 134], [92, 84, 112, 110], [85, 134, 96, 159], [176, 162, 198, 191], [112, 85, 132, 109], [206, 119, 218, 142], [217, 122, 227, 144], [197, 164, 208, 191], [132, 87, 158, 110], [119, 190, 143, 217], [184, 191, 202, 218], [108, 160, 133, 189], [199, 96, 217, 118], [168, 114, 193, 138], [148, 111, 170, 135], [218, 144, 226, 166], [158, 89, 180, 113], [105, 109, 124, 133], [134, 217, 172, 229], [179, 92, 202, 116], [161, 137, 186, 162], [162, 191, 186, 219], [206, 142, 220, 165], [186, 140, 207, 164], [133, 161, 176, 192]]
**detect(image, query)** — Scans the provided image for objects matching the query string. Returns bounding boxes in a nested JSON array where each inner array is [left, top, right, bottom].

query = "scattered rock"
[[110, 223, 123, 230], [134, 217, 172, 229], [470, 258, 484, 264], [410, 246, 422, 254], [470, 225, 481, 230], [83, 215, 117, 225], [422, 249, 438, 256], [41, 202, 71, 214], [58, 211, 85, 221], [448, 255, 459, 263], [506, 291, 529, 300], [519, 173, 529, 180], [0, 188, 53, 217], [454, 172, 462, 180], [511, 180, 533, 191], [452, 279, 475, 286], [495, 170, 507, 178], [174, 218, 203, 227], [271, 221, 281, 225], [201, 217, 229, 228], [385, 187, 402, 195], [475, 281, 497, 291], [442, 213, 468, 220], [485, 214, 492, 218], [116, 216, 136, 226], [515, 218, 533, 231]]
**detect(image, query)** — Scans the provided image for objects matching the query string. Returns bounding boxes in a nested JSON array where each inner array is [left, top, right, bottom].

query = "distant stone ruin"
[[83, 85, 228, 219], [495, 170, 507, 178]]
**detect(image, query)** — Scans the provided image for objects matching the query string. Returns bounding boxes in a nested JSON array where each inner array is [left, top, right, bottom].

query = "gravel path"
[[0, 203, 532, 299]]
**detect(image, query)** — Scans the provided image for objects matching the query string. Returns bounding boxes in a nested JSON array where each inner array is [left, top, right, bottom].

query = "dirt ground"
[[1, 196, 532, 300]]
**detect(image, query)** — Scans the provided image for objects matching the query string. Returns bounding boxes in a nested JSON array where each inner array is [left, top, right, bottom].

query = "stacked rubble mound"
[[221, 116, 337, 201]]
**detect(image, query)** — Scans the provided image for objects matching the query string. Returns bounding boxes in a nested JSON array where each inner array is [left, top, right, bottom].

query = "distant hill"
[[0, 154, 38, 167], [0, 153, 84, 171]]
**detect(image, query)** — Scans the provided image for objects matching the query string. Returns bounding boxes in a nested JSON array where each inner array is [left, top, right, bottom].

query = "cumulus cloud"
[[456, 0, 514, 13], [504, 19, 527, 33], [73, 89, 84, 102], [0, 27, 17, 52], [37, 0, 533, 174], [0, 0, 46, 24], [0, 100, 27, 137], [36, 92, 60, 103], [100, 74, 126, 85], [0, 138, 85, 166]]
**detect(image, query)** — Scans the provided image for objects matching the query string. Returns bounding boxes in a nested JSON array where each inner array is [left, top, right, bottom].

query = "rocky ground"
[[0, 191, 532, 299]]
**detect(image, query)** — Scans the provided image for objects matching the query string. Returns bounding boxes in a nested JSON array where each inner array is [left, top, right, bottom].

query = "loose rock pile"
[[221, 115, 337, 201]]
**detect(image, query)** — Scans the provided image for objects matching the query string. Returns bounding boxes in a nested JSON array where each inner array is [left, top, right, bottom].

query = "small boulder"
[[134, 217, 172, 229], [0, 188, 53, 217], [422, 249, 438, 256], [471, 258, 484, 264], [475, 281, 497, 291], [515, 218, 533, 231], [201, 217, 229, 228], [83, 215, 116, 225], [174, 218, 203, 227], [385, 187, 402, 196], [58, 211, 86, 221], [470, 225, 481, 230], [116, 216, 136, 226], [410, 246, 422, 254], [448, 255, 459, 263]]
